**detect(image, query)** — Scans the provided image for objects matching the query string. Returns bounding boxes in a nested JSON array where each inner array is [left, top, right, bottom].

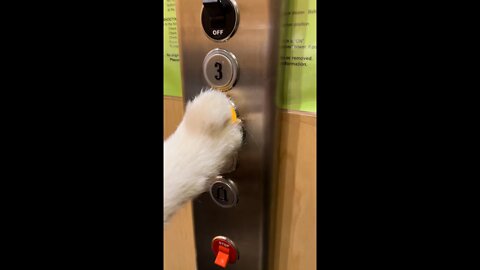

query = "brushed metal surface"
[[175, 0, 285, 269]]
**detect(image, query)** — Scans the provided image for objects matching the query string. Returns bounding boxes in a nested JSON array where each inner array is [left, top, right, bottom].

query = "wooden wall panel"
[[163, 96, 197, 270], [272, 110, 317, 270], [163, 96, 317, 270]]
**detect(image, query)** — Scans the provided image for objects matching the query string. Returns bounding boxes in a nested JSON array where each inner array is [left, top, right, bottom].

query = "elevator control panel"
[[176, 0, 285, 268], [203, 48, 239, 91], [201, 0, 239, 41]]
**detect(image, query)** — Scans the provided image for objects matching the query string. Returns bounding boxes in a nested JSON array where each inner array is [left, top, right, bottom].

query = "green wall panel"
[[280, 0, 316, 112], [163, 0, 182, 97]]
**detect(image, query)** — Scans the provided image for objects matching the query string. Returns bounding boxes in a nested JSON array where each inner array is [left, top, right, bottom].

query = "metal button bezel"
[[203, 48, 239, 91], [209, 177, 239, 208]]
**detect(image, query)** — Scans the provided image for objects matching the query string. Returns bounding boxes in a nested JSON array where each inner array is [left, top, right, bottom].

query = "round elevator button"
[[212, 236, 239, 268], [203, 48, 239, 91], [209, 177, 239, 208], [201, 0, 239, 42]]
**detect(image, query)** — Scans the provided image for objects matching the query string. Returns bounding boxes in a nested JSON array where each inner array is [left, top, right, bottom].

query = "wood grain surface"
[[272, 110, 317, 270], [163, 96, 197, 270]]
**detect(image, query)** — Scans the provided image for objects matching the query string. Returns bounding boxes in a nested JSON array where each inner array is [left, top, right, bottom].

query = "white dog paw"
[[184, 89, 241, 138]]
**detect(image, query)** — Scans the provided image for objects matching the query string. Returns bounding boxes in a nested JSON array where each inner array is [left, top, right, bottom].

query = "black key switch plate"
[[201, 0, 239, 41]]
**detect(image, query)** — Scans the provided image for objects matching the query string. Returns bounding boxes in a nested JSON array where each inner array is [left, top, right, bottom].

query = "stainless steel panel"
[[175, 0, 286, 269]]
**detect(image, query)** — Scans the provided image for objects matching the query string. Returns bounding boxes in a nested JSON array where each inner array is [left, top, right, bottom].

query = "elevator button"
[[203, 49, 239, 91], [202, 0, 239, 41], [209, 177, 239, 208], [212, 236, 239, 268]]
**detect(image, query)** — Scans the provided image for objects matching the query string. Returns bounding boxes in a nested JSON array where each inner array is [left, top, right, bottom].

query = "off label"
[[213, 29, 224, 35]]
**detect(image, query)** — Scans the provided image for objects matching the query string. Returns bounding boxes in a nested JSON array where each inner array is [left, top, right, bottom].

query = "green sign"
[[163, 0, 182, 97], [280, 0, 316, 113]]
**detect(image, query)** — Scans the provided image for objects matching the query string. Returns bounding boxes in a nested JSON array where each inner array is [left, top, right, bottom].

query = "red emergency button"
[[212, 236, 239, 268]]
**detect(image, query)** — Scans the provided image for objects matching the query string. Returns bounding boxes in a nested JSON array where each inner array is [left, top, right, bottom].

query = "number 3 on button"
[[214, 62, 223, 80]]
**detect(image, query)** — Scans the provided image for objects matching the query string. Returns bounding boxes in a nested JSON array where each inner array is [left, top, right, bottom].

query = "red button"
[[212, 236, 239, 268]]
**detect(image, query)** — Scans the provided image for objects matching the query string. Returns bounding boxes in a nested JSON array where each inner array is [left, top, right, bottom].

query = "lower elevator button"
[[203, 48, 239, 91], [209, 177, 239, 208]]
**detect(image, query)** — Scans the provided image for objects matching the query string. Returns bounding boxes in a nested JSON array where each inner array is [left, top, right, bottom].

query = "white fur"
[[164, 89, 242, 224]]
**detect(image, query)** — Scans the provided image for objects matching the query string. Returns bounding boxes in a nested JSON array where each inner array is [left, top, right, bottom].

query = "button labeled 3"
[[209, 177, 239, 208], [203, 48, 239, 91]]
